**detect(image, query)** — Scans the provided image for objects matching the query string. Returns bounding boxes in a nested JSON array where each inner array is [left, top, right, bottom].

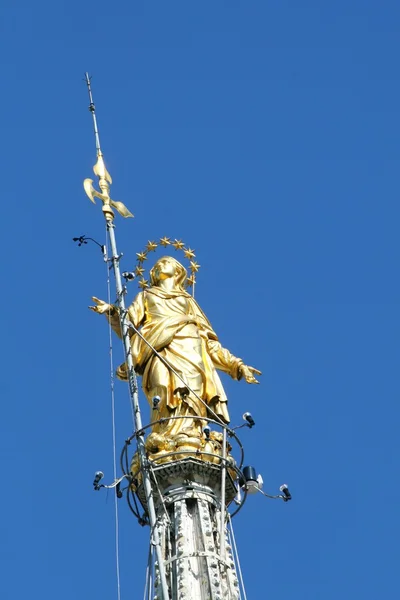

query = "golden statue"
[[90, 255, 261, 457]]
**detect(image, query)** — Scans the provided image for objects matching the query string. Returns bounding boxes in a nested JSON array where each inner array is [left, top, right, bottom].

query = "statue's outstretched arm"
[[190, 296, 262, 384], [206, 338, 261, 384], [89, 292, 145, 338], [238, 364, 262, 384]]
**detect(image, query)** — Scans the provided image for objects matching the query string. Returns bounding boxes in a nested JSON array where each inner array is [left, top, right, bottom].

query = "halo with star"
[[134, 237, 200, 292]]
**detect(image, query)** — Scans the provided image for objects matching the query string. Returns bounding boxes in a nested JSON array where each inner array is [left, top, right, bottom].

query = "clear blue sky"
[[0, 1, 399, 598]]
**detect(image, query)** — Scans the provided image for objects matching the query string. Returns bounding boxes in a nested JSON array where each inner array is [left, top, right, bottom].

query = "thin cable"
[[106, 232, 122, 600], [228, 514, 248, 600]]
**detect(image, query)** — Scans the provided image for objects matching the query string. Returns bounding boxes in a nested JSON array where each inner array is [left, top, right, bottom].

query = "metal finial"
[[83, 73, 133, 220]]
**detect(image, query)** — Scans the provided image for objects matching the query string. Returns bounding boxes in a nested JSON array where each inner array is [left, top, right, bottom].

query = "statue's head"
[[150, 256, 187, 290]]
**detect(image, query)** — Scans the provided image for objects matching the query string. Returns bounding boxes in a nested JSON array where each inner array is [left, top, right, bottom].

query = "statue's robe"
[[107, 286, 243, 435]]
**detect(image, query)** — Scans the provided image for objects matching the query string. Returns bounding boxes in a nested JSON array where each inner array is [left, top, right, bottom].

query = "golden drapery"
[[107, 286, 244, 436]]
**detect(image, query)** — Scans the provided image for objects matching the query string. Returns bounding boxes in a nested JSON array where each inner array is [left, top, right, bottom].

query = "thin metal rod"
[[149, 545, 154, 600], [106, 233, 121, 600], [107, 219, 170, 600], [228, 515, 248, 600], [219, 427, 227, 561], [166, 519, 174, 595], [84, 73, 102, 154]]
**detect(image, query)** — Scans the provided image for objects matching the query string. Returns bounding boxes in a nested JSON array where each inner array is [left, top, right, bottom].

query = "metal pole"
[[220, 426, 227, 561], [83, 73, 169, 598], [107, 219, 170, 599], [147, 545, 154, 600]]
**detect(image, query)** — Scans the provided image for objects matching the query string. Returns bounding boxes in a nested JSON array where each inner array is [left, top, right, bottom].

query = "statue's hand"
[[89, 296, 113, 315], [240, 365, 262, 384]]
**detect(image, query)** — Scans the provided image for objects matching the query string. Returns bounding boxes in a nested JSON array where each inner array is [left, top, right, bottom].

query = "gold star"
[[190, 261, 200, 273], [146, 240, 158, 252], [160, 236, 171, 247], [184, 247, 196, 260], [186, 275, 196, 287], [136, 251, 148, 262], [139, 278, 149, 289], [173, 239, 185, 250], [135, 265, 145, 277]]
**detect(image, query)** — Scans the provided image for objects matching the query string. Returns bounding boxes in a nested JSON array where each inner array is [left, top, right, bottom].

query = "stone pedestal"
[[138, 459, 241, 600]]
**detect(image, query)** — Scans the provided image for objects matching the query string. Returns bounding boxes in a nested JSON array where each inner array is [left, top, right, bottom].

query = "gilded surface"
[[83, 152, 133, 219], [133, 237, 201, 291], [90, 255, 261, 463]]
